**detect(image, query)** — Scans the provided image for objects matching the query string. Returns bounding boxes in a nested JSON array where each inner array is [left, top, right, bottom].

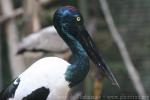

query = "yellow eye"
[[76, 17, 81, 21]]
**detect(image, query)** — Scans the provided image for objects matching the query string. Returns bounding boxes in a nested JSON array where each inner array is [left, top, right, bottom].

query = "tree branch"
[[0, 8, 23, 23], [0, 0, 57, 23], [1, 0, 25, 78], [0, 26, 3, 91], [99, 0, 147, 97]]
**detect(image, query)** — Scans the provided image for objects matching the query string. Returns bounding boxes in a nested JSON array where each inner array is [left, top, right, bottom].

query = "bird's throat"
[[64, 34, 90, 87]]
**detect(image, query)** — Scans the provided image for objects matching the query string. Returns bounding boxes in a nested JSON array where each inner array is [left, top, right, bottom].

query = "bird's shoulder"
[[28, 57, 70, 72], [18, 57, 70, 81], [33, 57, 69, 66]]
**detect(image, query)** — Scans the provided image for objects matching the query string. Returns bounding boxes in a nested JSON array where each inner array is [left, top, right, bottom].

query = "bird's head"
[[53, 6, 119, 88], [53, 6, 85, 39]]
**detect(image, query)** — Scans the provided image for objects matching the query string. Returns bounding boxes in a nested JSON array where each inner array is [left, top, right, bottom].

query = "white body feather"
[[9, 57, 70, 100]]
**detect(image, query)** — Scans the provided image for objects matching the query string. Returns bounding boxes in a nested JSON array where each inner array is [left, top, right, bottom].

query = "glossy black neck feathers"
[[62, 31, 89, 87], [53, 6, 89, 87]]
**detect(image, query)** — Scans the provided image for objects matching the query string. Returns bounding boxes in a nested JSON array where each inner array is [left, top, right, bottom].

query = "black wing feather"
[[22, 87, 50, 100], [0, 78, 20, 100]]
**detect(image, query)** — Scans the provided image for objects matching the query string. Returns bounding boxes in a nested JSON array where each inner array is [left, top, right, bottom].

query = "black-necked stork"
[[0, 6, 119, 100]]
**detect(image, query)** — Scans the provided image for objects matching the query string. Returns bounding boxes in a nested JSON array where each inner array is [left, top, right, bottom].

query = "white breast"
[[10, 57, 70, 100]]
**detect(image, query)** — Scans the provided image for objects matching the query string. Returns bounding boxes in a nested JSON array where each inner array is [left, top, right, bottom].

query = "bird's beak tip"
[[112, 80, 120, 89]]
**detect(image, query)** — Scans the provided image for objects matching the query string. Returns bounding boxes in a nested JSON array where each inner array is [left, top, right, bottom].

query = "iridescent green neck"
[[62, 32, 90, 87]]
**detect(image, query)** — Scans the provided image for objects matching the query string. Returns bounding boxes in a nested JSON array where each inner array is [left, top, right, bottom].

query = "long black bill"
[[77, 26, 120, 88]]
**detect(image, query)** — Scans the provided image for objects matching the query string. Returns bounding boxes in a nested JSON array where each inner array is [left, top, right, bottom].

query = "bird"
[[17, 26, 69, 54], [0, 6, 119, 100]]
